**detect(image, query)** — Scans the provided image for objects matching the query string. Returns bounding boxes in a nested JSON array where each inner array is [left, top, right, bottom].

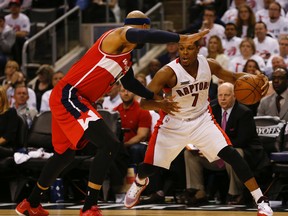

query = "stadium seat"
[[27, 111, 53, 152], [270, 123, 288, 205], [253, 116, 286, 156], [254, 115, 288, 204], [28, 8, 58, 28]]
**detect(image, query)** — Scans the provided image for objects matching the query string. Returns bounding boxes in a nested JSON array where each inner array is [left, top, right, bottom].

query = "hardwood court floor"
[[0, 209, 288, 216], [0, 201, 287, 216]]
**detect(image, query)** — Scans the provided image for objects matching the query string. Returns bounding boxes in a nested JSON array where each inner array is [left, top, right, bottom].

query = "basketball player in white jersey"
[[124, 40, 273, 216]]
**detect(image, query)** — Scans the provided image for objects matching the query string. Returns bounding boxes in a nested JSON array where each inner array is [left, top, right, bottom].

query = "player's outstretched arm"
[[209, 59, 269, 96], [208, 58, 246, 84], [106, 27, 209, 54], [123, 28, 210, 45], [140, 67, 180, 115]]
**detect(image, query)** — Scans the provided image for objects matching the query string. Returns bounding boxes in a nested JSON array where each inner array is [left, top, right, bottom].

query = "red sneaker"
[[15, 199, 49, 216], [80, 206, 102, 216]]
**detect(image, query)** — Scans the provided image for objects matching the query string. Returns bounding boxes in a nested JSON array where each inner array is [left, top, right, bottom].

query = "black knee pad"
[[218, 146, 240, 163], [218, 146, 253, 182]]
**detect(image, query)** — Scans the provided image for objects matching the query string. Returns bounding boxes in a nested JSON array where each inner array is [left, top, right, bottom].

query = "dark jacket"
[[212, 101, 270, 172], [0, 108, 19, 158]]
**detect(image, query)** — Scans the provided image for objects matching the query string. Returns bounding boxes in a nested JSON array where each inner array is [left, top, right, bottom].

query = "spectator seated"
[[0, 113, 29, 202], [26, 111, 52, 152]]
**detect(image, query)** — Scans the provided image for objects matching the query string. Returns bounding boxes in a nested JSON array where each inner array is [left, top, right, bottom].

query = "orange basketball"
[[234, 74, 265, 105]]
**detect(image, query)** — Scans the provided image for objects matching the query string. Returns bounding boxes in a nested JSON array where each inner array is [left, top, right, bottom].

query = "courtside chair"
[[28, 8, 58, 28], [254, 115, 288, 203], [270, 123, 288, 206]]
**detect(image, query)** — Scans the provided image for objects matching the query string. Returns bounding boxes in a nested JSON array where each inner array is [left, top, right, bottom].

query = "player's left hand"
[[180, 29, 210, 44], [254, 70, 269, 96]]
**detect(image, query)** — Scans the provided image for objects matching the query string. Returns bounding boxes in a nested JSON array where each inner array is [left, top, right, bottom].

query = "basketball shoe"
[[124, 177, 149, 208], [15, 199, 49, 216], [257, 196, 273, 216], [80, 206, 102, 216]]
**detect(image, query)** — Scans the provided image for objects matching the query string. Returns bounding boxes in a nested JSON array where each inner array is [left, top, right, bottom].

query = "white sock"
[[251, 188, 263, 203], [136, 175, 146, 185]]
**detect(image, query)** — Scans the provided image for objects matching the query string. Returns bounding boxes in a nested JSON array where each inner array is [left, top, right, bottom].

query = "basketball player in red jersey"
[[15, 10, 209, 216], [124, 40, 273, 216]]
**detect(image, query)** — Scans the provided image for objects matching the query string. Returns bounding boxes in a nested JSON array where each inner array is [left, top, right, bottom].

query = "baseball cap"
[[9, 0, 21, 7]]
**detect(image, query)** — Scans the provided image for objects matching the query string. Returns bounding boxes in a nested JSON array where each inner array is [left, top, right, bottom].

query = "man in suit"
[[185, 82, 270, 205], [257, 67, 288, 121]]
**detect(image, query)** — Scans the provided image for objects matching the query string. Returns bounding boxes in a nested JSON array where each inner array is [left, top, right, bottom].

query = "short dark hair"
[[225, 22, 237, 29], [204, 5, 216, 15], [255, 21, 267, 29], [9, 0, 21, 7]]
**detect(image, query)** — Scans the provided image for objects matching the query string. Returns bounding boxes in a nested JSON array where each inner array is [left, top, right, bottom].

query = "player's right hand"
[[254, 70, 269, 96]]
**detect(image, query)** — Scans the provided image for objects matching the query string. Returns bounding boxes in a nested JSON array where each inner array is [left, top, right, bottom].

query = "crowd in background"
[[0, 0, 288, 206]]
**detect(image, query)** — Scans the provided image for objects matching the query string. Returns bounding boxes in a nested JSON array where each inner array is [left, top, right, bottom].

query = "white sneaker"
[[257, 196, 273, 216], [124, 177, 149, 208]]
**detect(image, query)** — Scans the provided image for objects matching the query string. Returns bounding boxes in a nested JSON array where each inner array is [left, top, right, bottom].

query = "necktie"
[[276, 95, 282, 113], [217, 111, 228, 169], [221, 111, 227, 131]]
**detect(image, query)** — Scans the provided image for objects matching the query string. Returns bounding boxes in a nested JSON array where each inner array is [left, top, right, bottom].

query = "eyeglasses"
[[280, 43, 288, 46]]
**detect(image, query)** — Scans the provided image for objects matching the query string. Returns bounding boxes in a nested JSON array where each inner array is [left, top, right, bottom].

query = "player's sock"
[[136, 175, 146, 184], [82, 185, 101, 212], [251, 188, 263, 203], [28, 182, 49, 208]]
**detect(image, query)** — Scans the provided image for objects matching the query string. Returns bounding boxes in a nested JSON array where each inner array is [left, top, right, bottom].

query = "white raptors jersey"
[[167, 55, 211, 119]]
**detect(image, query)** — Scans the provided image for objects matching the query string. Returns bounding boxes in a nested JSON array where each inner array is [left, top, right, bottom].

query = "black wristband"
[[145, 91, 154, 100]]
